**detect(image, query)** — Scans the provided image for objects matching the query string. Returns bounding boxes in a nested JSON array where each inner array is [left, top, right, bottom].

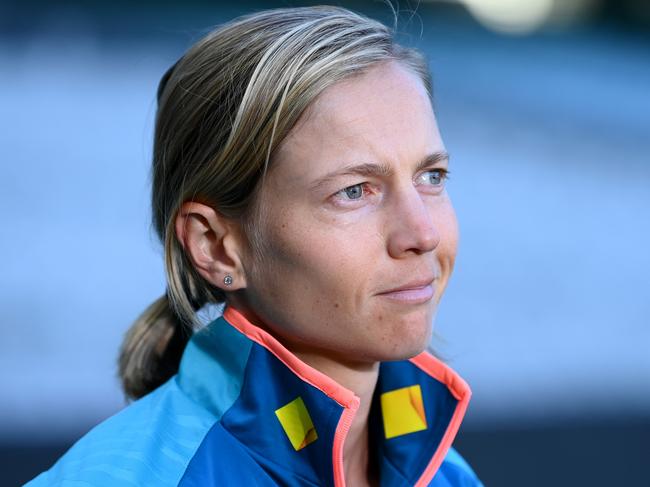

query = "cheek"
[[268, 205, 380, 274], [442, 205, 459, 260], [242, 217, 375, 354], [432, 199, 459, 302], [431, 195, 458, 257], [248, 211, 367, 312]]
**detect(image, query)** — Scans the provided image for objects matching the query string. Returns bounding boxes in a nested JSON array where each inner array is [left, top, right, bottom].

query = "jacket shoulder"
[[26, 377, 217, 487], [433, 447, 484, 486]]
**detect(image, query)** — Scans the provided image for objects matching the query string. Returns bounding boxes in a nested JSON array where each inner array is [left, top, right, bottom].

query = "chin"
[[388, 339, 430, 361], [376, 314, 434, 361]]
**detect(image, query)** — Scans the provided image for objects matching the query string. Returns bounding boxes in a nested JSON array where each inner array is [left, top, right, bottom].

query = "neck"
[[293, 350, 380, 487]]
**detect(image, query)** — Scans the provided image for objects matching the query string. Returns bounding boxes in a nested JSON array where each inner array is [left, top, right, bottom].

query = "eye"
[[336, 183, 364, 200], [417, 168, 449, 187]]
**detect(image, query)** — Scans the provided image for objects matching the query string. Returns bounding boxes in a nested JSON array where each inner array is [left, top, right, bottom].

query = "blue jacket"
[[28, 306, 483, 486]]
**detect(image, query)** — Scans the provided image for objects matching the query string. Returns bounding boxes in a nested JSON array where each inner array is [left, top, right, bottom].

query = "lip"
[[375, 277, 436, 304]]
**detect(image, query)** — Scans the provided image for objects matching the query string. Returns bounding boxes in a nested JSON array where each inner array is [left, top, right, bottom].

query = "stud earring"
[[223, 274, 233, 286]]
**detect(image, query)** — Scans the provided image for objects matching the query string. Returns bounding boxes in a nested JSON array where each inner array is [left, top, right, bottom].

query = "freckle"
[[334, 303, 339, 308], [377, 315, 383, 321]]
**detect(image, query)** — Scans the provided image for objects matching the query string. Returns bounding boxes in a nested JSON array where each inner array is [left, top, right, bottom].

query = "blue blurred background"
[[2, 0, 649, 485]]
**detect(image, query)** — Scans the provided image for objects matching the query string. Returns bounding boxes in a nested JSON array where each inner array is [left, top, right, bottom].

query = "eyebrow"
[[309, 151, 449, 191]]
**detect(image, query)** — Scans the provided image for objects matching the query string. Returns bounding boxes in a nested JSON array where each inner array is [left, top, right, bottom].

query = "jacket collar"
[[177, 306, 471, 486]]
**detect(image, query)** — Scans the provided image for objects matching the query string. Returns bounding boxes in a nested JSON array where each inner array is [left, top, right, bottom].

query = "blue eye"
[[340, 184, 364, 200], [419, 168, 448, 186]]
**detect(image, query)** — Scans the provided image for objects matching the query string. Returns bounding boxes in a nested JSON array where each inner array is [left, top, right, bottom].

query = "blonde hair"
[[118, 5, 433, 399]]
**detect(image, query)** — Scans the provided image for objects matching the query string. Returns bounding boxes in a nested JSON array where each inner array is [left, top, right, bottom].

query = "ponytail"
[[118, 294, 190, 400]]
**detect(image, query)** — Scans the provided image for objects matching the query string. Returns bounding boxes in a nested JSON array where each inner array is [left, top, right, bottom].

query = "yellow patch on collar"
[[275, 396, 318, 451], [380, 384, 428, 439]]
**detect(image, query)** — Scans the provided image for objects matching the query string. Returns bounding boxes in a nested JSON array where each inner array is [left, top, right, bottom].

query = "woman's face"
[[237, 61, 458, 364]]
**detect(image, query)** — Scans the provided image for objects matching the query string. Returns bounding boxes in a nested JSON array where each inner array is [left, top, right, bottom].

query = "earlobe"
[[174, 202, 247, 291]]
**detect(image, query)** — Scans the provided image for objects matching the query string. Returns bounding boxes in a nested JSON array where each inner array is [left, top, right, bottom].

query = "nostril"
[[413, 229, 439, 254]]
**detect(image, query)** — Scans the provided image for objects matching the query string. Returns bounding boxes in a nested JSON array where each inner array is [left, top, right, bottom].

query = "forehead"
[[271, 61, 443, 185]]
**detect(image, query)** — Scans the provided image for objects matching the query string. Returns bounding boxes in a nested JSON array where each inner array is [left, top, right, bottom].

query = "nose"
[[386, 188, 440, 258]]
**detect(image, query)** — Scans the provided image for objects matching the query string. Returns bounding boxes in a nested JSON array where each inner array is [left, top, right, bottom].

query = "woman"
[[28, 6, 483, 486]]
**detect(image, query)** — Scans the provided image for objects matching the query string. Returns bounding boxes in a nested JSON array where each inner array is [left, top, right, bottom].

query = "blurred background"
[[1, 0, 648, 485]]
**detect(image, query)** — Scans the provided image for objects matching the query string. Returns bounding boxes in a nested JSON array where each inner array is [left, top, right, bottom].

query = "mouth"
[[375, 278, 436, 304]]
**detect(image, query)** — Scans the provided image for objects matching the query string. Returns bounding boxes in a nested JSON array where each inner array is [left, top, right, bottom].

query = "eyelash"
[[333, 168, 450, 202]]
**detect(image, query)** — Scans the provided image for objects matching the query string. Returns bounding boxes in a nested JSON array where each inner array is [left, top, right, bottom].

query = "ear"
[[174, 201, 248, 291]]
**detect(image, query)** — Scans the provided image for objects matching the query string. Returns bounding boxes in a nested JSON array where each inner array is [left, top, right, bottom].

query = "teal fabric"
[[26, 377, 217, 486], [177, 316, 252, 418], [443, 447, 476, 474]]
